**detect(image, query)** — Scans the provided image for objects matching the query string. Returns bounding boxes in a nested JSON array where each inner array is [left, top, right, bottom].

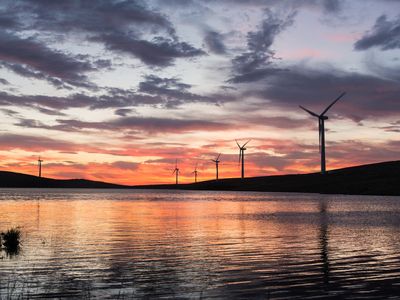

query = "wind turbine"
[[172, 160, 180, 185], [236, 140, 250, 179], [299, 92, 346, 174], [38, 156, 43, 178], [211, 153, 221, 180], [192, 163, 198, 183]]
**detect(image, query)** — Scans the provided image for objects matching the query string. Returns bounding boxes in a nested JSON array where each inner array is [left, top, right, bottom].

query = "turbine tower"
[[38, 156, 43, 178], [236, 140, 250, 179], [172, 160, 180, 185], [299, 92, 346, 174], [192, 163, 198, 183], [211, 153, 221, 180]]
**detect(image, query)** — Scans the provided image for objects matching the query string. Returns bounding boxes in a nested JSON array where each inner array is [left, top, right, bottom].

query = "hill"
[[0, 171, 127, 189], [0, 160, 399, 195], [134, 160, 400, 196]]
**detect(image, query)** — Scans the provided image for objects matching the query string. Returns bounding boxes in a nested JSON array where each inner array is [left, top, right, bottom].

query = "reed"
[[1, 227, 21, 254]]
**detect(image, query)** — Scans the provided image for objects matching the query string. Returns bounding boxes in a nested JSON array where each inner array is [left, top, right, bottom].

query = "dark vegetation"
[[1, 227, 21, 255], [0, 160, 399, 196]]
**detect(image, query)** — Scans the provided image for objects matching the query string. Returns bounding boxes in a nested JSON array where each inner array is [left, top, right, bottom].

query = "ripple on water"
[[1, 189, 400, 299]]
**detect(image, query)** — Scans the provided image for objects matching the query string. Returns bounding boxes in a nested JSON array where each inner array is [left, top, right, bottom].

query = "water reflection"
[[0, 189, 400, 298], [319, 199, 330, 287]]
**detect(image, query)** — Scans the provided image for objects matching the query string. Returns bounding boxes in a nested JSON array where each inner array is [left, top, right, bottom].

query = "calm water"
[[1, 189, 400, 299]]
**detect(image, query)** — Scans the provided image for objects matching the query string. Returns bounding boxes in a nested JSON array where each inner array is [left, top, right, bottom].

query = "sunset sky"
[[0, 0, 399, 185]]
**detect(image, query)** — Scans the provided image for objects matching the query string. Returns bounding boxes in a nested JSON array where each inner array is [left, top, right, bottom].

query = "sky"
[[0, 0, 399, 185]]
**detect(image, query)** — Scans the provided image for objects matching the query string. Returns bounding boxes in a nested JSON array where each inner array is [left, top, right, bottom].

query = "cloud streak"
[[354, 15, 400, 51], [228, 9, 295, 83], [0, 31, 95, 89]]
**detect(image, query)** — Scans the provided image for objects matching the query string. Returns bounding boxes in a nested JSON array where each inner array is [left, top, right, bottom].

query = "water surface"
[[1, 189, 400, 299]]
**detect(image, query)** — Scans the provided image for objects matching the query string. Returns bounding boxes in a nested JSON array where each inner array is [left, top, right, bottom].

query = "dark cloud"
[[0, 92, 97, 111], [0, 78, 9, 85], [0, 75, 233, 113], [378, 121, 400, 132], [228, 9, 295, 83], [139, 75, 191, 91], [109, 116, 229, 133], [0, 32, 96, 89], [14, 119, 48, 129], [246, 116, 314, 129], [23, 0, 176, 36], [91, 88, 161, 109], [320, 0, 342, 13], [114, 108, 136, 117], [95, 76, 226, 109], [354, 15, 400, 51], [0, 108, 18, 116], [0, 11, 21, 29], [244, 65, 400, 121], [3, 0, 203, 68], [93, 34, 205, 67], [65, 116, 229, 134], [137, 75, 214, 107], [15, 116, 231, 134], [0, 134, 79, 152], [203, 30, 227, 54], [160, 0, 344, 14]]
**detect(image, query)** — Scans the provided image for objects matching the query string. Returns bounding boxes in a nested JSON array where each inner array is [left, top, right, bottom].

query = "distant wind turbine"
[[236, 140, 250, 179], [38, 156, 43, 178], [211, 153, 221, 180], [192, 163, 198, 183], [172, 160, 180, 185], [299, 92, 346, 174]]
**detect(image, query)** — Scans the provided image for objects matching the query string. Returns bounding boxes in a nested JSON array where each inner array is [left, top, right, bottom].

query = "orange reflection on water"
[[1, 190, 400, 299]]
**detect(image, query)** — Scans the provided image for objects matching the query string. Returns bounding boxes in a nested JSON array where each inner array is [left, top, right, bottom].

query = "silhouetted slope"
[[0, 161, 399, 195], [135, 161, 400, 196], [0, 171, 127, 188]]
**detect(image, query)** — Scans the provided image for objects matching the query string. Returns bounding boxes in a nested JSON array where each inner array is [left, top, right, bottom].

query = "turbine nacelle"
[[212, 153, 221, 163]]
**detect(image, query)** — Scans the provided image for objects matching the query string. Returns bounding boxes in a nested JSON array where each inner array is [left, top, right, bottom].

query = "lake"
[[0, 189, 400, 299]]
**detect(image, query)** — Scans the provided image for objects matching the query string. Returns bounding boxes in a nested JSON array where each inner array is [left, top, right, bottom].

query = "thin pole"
[[38, 160, 42, 178], [321, 120, 326, 174], [241, 150, 244, 179], [216, 162, 219, 180]]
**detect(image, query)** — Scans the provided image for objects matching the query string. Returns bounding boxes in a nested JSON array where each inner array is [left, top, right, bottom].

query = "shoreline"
[[0, 160, 399, 196]]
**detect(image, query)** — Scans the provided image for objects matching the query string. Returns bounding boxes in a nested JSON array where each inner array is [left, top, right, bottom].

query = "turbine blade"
[[243, 139, 251, 147], [238, 150, 241, 166], [216, 153, 221, 160], [235, 139, 241, 148], [321, 92, 346, 116], [299, 105, 319, 118]]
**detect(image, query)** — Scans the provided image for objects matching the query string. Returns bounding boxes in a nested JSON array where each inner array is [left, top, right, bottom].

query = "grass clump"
[[1, 227, 21, 254]]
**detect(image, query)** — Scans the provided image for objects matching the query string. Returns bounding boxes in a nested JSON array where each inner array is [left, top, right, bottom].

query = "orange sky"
[[0, 1, 399, 185]]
